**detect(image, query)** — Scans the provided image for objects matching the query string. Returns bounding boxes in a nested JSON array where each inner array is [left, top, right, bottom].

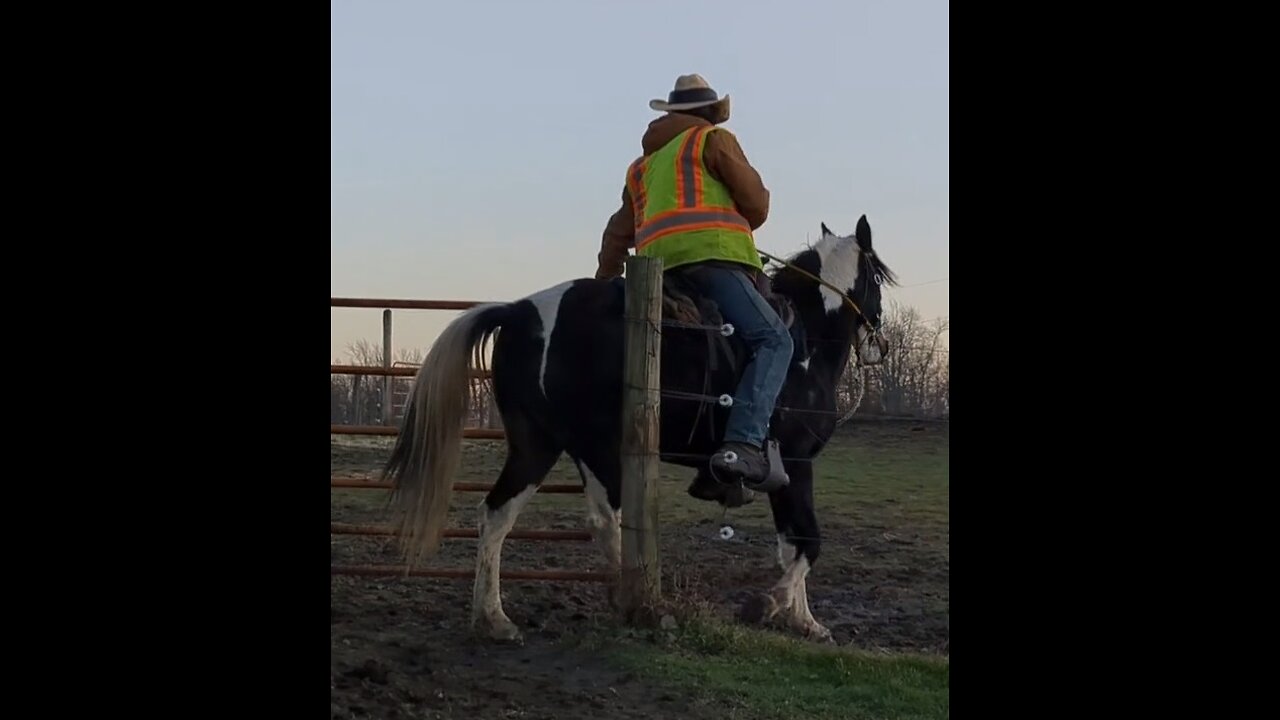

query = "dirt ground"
[[331, 423, 949, 719]]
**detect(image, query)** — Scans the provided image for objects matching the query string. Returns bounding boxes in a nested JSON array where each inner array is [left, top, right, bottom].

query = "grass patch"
[[811, 423, 949, 526], [594, 616, 948, 720], [331, 422, 949, 528], [643, 422, 950, 530]]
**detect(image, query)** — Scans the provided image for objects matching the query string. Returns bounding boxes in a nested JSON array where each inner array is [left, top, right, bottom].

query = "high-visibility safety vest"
[[627, 126, 763, 272]]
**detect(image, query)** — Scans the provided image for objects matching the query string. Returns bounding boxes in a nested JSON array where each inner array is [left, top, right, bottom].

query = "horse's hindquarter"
[[489, 279, 735, 459], [512, 280, 629, 450]]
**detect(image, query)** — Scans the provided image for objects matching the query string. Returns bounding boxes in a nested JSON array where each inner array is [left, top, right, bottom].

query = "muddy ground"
[[331, 423, 948, 719]]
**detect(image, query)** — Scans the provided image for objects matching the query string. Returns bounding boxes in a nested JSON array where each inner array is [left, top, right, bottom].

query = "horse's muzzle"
[[858, 334, 889, 365]]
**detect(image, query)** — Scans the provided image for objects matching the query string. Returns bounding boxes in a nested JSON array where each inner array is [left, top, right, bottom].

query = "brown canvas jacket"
[[595, 113, 770, 279]]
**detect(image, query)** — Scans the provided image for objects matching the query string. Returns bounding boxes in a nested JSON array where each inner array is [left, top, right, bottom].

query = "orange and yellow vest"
[[627, 126, 762, 272]]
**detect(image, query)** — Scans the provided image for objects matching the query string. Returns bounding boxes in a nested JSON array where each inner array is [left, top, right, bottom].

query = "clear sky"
[[331, 0, 948, 361]]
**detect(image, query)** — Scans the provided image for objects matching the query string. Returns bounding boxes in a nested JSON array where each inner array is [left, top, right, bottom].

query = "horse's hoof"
[[490, 625, 524, 644], [802, 623, 834, 643], [475, 616, 524, 644]]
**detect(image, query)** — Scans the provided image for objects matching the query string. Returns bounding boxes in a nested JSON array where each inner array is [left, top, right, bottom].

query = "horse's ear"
[[820, 222, 833, 237], [855, 214, 872, 251]]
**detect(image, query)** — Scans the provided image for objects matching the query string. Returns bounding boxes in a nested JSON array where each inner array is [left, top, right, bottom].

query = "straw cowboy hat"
[[649, 73, 731, 124]]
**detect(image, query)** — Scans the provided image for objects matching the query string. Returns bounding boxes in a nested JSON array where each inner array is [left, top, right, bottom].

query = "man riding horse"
[[595, 73, 792, 488]]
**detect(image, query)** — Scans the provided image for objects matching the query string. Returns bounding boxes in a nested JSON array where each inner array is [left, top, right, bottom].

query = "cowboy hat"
[[649, 73, 731, 123]]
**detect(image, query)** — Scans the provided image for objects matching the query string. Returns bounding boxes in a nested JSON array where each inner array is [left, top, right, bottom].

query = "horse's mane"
[[766, 236, 899, 302], [862, 248, 899, 288]]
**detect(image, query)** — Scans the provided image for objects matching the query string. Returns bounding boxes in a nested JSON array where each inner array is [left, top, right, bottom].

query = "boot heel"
[[744, 439, 790, 493]]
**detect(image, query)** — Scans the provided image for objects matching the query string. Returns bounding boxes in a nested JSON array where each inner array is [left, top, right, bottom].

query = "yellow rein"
[[757, 249, 867, 320]]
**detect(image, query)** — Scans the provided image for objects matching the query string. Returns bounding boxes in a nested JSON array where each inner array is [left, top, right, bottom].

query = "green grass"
[[590, 616, 948, 720], [649, 422, 950, 528], [810, 423, 950, 529], [332, 421, 949, 530]]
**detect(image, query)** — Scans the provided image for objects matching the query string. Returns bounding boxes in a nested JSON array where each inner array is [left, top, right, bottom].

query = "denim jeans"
[[690, 265, 794, 447]]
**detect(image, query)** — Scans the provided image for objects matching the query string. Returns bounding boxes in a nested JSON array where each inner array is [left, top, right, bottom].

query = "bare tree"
[[331, 342, 427, 425], [862, 300, 949, 418], [840, 300, 949, 419]]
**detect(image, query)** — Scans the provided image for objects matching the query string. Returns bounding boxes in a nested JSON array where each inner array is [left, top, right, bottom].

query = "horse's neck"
[[797, 312, 856, 381]]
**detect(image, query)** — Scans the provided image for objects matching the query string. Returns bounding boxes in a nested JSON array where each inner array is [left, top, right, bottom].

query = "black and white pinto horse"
[[383, 215, 896, 642]]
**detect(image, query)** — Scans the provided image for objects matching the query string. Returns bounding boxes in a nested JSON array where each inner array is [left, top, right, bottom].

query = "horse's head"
[[773, 214, 898, 366]]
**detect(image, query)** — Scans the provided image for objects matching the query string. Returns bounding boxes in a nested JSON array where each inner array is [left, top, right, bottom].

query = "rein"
[[756, 248, 884, 359], [757, 249, 872, 326]]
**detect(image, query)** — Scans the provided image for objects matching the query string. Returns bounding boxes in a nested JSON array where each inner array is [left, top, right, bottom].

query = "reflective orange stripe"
[[627, 159, 646, 228], [634, 209, 753, 250], [687, 127, 711, 207], [674, 126, 712, 209]]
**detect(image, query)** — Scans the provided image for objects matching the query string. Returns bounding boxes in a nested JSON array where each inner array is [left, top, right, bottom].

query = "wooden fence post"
[[618, 255, 663, 619], [382, 309, 393, 426]]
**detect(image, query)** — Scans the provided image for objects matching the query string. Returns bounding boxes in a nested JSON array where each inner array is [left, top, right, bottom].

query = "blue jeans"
[[691, 266, 794, 447]]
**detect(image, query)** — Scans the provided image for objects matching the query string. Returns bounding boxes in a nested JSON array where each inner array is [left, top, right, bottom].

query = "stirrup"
[[743, 439, 790, 493]]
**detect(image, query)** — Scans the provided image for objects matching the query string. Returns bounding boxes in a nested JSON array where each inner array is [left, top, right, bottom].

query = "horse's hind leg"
[[573, 456, 621, 572], [472, 425, 561, 642]]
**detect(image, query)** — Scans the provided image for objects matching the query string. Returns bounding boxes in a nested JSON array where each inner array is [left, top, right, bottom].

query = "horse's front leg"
[[741, 459, 832, 641]]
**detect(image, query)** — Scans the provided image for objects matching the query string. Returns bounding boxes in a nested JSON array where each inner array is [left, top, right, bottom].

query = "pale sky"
[[331, 0, 948, 361]]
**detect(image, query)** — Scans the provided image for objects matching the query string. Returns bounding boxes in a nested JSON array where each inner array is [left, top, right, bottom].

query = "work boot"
[[709, 442, 770, 486], [687, 469, 755, 508]]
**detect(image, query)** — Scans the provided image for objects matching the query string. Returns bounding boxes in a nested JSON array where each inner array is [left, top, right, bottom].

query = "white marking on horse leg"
[[526, 281, 574, 396], [769, 539, 831, 640], [777, 533, 796, 570], [580, 462, 620, 569], [768, 547, 807, 608], [788, 573, 829, 640], [472, 485, 538, 640], [798, 357, 811, 371]]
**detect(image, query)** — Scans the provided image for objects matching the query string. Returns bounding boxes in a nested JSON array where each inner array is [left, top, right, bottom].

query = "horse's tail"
[[381, 301, 510, 568]]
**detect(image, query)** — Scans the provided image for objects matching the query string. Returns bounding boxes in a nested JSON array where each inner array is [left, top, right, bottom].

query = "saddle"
[[661, 261, 797, 334]]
